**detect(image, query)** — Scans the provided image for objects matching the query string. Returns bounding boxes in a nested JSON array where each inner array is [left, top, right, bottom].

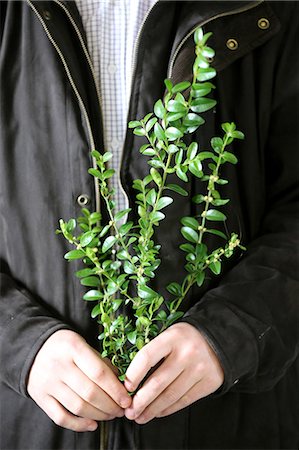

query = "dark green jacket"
[[0, 1, 298, 449]]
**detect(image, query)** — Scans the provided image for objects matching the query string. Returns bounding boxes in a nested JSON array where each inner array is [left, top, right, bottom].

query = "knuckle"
[[52, 410, 67, 428], [71, 399, 85, 416], [82, 384, 96, 403], [164, 387, 177, 404], [90, 365, 106, 383]]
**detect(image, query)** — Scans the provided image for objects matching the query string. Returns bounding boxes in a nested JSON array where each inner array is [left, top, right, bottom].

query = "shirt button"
[[107, 63, 117, 75], [77, 194, 90, 207], [258, 18, 270, 30], [233, 379, 239, 385], [226, 38, 239, 50]]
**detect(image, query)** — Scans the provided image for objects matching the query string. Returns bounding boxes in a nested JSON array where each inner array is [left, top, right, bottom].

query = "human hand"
[[27, 329, 131, 432], [124, 322, 224, 424]]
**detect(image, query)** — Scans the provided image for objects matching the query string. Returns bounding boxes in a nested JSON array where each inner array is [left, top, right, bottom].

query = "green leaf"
[[180, 243, 195, 253], [196, 272, 205, 287], [156, 310, 167, 321], [127, 330, 137, 345], [192, 194, 205, 204], [75, 268, 95, 278], [146, 188, 157, 206], [99, 224, 111, 238], [166, 311, 184, 327], [222, 151, 238, 164], [102, 152, 113, 162], [187, 142, 198, 160], [205, 209, 227, 221], [190, 98, 216, 113], [149, 211, 165, 222], [164, 79, 173, 92], [209, 260, 222, 275], [166, 282, 182, 296], [89, 212, 102, 224], [103, 169, 115, 180], [102, 235, 117, 253], [166, 183, 188, 196], [64, 249, 85, 260], [66, 219, 76, 233], [83, 290, 103, 301], [91, 304, 101, 319], [106, 281, 118, 296], [154, 99, 166, 119], [138, 284, 158, 299], [181, 216, 198, 229], [206, 229, 228, 240], [232, 130, 245, 140], [212, 199, 230, 206], [110, 261, 122, 270], [128, 120, 141, 128], [143, 148, 156, 156], [191, 82, 215, 98], [165, 127, 183, 141], [80, 276, 99, 287], [167, 112, 186, 122], [148, 159, 165, 170], [167, 100, 187, 113], [183, 113, 204, 128], [154, 122, 165, 140], [124, 261, 135, 274], [115, 208, 131, 221], [119, 221, 133, 236], [189, 159, 203, 178], [156, 196, 173, 210], [181, 226, 199, 243], [167, 144, 179, 154], [80, 231, 94, 247], [211, 137, 223, 153], [134, 127, 146, 136], [172, 81, 191, 93], [150, 168, 162, 187], [196, 67, 216, 82], [176, 167, 188, 182], [146, 117, 157, 132], [88, 168, 102, 178], [112, 299, 122, 312], [194, 27, 204, 44]]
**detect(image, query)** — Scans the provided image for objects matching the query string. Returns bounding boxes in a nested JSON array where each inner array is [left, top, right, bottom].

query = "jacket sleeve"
[[182, 9, 299, 394], [0, 272, 74, 397]]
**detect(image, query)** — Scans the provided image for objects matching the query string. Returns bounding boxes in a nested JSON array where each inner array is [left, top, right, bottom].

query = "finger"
[[125, 353, 183, 420], [41, 395, 98, 432], [53, 381, 120, 421], [124, 334, 172, 392], [133, 369, 200, 424], [156, 377, 214, 419], [63, 363, 124, 417], [73, 344, 131, 409]]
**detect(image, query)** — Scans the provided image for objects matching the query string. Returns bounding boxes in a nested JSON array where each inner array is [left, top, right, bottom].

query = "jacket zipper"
[[167, 0, 264, 78], [27, 0, 101, 214], [26, 2, 108, 447]]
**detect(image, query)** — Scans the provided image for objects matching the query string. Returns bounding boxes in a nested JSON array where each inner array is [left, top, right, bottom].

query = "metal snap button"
[[77, 194, 90, 207], [258, 18, 270, 30], [43, 9, 52, 20], [226, 39, 238, 51]]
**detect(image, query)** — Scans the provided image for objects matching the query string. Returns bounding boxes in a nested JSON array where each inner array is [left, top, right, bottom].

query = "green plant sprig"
[[57, 27, 245, 377]]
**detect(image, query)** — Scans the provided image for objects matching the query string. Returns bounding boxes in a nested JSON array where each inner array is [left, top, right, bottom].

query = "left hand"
[[124, 322, 224, 424]]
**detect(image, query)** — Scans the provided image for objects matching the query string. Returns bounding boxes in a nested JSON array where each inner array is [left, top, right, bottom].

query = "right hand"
[[27, 329, 131, 432]]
